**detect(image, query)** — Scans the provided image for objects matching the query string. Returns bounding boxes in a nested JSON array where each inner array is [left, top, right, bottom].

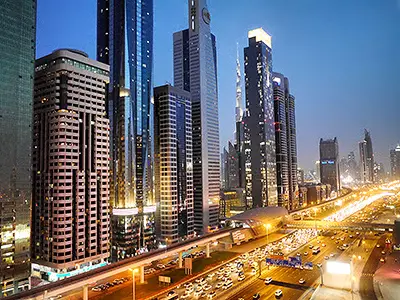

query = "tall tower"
[[32, 49, 110, 281], [243, 28, 277, 208], [0, 0, 36, 295], [272, 72, 299, 210], [154, 84, 194, 245], [319, 138, 341, 191], [97, 0, 156, 260], [359, 129, 374, 183], [235, 44, 245, 188], [173, 0, 220, 234], [390, 145, 400, 180]]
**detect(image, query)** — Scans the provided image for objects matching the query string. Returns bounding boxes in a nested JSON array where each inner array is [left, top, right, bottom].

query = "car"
[[253, 293, 261, 299], [356, 232, 360, 235], [299, 278, 306, 284], [349, 235, 353, 238], [309, 245, 314, 249], [340, 237, 345, 241], [184, 282, 193, 289], [297, 252, 301, 256], [203, 285, 212, 291], [317, 263, 322, 268], [324, 256, 329, 260], [275, 289, 283, 298], [168, 291, 177, 296], [200, 292, 207, 298], [381, 251, 386, 255], [331, 236, 335, 240], [330, 253, 335, 257], [265, 277, 273, 284], [304, 252, 308, 256], [194, 290, 202, 297], [180, 293, 191, 299], [186, 286, 194, 294], [322, 243, 326, 247], [251, 268, 258, 275], [92, 287, 102, 292], [215, 282, 223, 289], [335, 240, 339, 244], [380, 258, 386, 263], [208, 291, 217, 299], [157, 264, 165, 269], [377, 244, 381, 248], [238, 275, 245, 281], [223, 280, 233, 290]]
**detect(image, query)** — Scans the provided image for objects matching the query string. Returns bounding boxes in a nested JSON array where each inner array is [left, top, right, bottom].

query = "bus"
[[312, 246, 320, 254]]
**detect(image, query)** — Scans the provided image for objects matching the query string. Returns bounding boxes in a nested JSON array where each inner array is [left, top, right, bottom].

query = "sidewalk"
[[374, 251, 400, 300]]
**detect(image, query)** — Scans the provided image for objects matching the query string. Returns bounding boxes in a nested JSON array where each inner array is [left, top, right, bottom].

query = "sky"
[[36, 0, 400, 171]]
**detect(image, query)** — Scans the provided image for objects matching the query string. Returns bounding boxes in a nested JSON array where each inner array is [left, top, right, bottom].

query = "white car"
[[265, 277, 272, 284], [275, 289, 283, 297], [157, 264, 165, 269], [91, 287, 102, 292], [180, 293, 191, 299], [299, 278, 306, 284], [207, 291, 217, 299], [194, 290, 202, 297], [238, 275, 245, 281], [215, 282, 223, 289], [203, 285, 212, 291]]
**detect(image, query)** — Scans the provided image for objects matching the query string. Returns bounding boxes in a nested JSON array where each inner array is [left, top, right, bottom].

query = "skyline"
[[36, 0, 400, 170]]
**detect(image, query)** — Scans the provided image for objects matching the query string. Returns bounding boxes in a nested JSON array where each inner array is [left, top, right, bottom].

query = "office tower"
[[31, 49, 110, 281], [173, 0, 220, 234], [154, 85, 194, 244], [315, 160, 321, 182], [0, 0, 36, 296], [359, 129, 374, 183], [390, 145, 400, 180], [348, 151, 357, 179], [221, 152, 227, 189], [243, 28, 277, 208], [235, 46, 245, 188], [226, 141, 240, 189], [97, 0, 156, 259], [272, 72, 299, 210], [319, 138, 341, 191]]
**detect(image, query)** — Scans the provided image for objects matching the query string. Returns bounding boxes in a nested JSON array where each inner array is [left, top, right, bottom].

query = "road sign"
[[184, 257, 193, 275], [158, 276, 171, 285]]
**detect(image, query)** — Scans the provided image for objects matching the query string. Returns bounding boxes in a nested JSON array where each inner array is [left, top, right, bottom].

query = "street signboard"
[[159, 276, 171, 284], [266, 256, 310, 269]]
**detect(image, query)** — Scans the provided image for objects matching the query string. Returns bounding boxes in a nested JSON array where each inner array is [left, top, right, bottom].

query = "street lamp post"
[[130, 268, 138, 300]]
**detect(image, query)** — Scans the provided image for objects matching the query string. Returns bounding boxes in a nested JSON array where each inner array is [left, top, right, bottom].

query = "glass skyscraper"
[[173, 0, 221, 234], [320, 137, 341, 191], [97, 0, 156, 260], [0, 0, 36, 296], [243, 28, 277, 208], [359, 129, 374, 183]]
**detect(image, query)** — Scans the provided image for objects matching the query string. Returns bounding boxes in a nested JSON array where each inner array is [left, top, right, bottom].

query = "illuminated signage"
[[326, 261, 350, 275]]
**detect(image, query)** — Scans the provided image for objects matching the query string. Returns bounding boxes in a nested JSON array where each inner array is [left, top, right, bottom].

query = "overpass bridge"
[[5, 229, 235, 300], [286, 220, 395, 231]]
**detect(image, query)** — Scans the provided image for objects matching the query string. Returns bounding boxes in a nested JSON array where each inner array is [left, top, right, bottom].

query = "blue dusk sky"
[[36, 0, 400, 171]]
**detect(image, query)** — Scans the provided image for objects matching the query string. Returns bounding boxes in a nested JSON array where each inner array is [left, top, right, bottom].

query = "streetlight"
[[130, 268, 138, 300], [264, 224, 271, 245]]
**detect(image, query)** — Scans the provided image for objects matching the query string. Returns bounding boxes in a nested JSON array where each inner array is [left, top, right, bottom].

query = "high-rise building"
[[31, 49, 110, 281], [319, 138, 341, 191], [97, 0, 156, 259], [272, 72, 299, 210], [0, 0, 36, 295], [390, 145, 400, 180], [243, 28, 277, 208], [173, 0, 220, 234], [235, 45, 245, 188], [154, 84, 194, 245], [348, 151, 357, 180], [226, 141, 240, 189], [359, 129, 374, 183], [315, 160, 321, 182]]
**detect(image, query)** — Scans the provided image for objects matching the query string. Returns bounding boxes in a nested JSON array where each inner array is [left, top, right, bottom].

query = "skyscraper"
[[243, 28, 277, 208], [235, 45, 245, 188], [0, 0, 36, 295], [359, 129, 374, 183], [97, 0, 156, 259], [173, 0, 220, 234], [226, 141, 240, 189], [319, 138, 341, 191], [272, 72, 299, 210], [390, 145, 400, 180], [154, 84, 194, 244], [31, 49, 110, 281]]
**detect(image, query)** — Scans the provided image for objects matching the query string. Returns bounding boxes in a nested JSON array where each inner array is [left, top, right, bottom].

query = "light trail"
[[323, 192, 394, 222]]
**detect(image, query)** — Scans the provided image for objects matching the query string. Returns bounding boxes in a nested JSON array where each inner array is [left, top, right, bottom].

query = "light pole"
[[130, 268, 138, 300], [264, 224, 271, 245]]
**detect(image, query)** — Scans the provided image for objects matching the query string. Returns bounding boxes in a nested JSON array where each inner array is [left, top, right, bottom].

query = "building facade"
[[97, 0, 156, 259], [272, 72, 299, 210], [359, 129, 374, 183], [390, 145, 400, 180], [31, 49, 110, 281], [319, 138, 340, 191], [153, 85, 194, 245], [173, 0, 220, 234], [0, 0, 36, 295], [243, 28, 277, 208]]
